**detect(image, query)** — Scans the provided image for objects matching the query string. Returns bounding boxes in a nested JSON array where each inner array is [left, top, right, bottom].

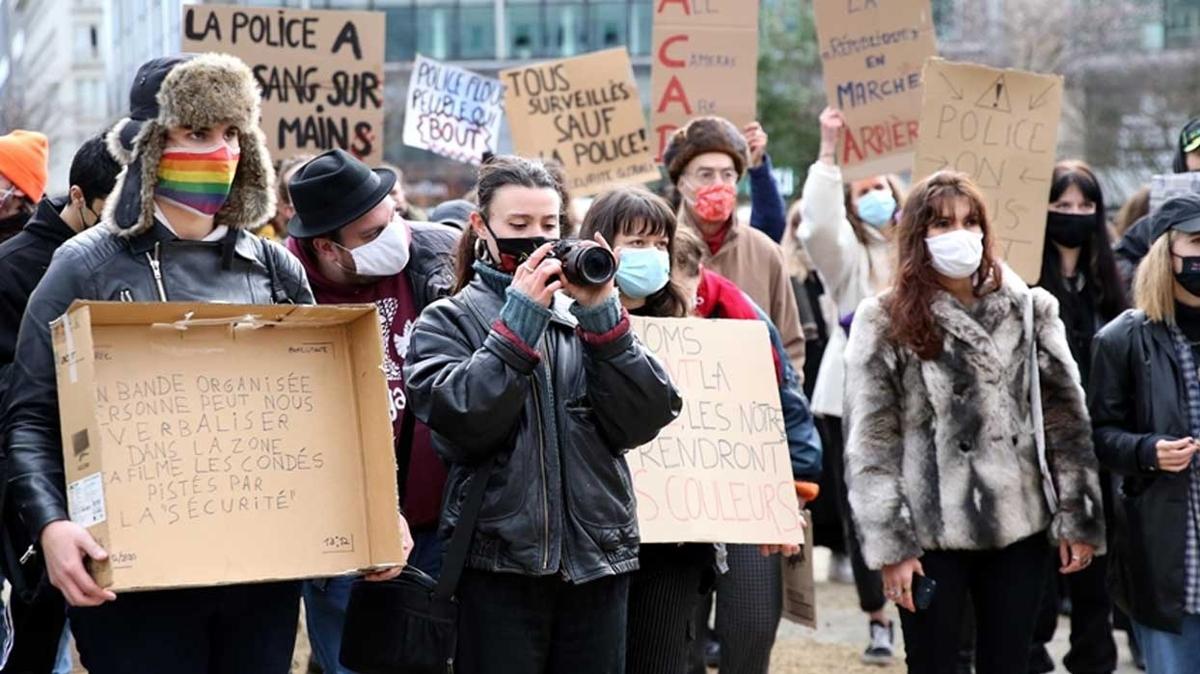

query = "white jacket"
[[798, 160, 894, 417]]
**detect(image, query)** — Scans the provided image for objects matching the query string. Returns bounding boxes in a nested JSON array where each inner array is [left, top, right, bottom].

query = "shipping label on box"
[[52, 302, 407, 591]]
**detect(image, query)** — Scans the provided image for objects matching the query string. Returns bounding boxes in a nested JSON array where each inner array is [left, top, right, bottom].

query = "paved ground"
[[762, 547, 1141, 673], [63, 546, 1141, 672]]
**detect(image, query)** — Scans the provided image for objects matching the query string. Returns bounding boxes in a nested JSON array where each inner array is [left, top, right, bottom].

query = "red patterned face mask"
[[689, 183, 737, 223]]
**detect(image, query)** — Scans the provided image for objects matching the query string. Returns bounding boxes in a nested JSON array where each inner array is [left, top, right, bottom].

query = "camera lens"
[[573, 246, 617, 285]]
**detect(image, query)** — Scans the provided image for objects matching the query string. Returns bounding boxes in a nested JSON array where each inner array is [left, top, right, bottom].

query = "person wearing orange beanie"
[[0, 130, 49, 242]]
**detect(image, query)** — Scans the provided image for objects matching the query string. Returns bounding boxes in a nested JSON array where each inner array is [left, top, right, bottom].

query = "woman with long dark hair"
[[1029, 160, 1128, 673], [404, 156, 681, 674], [843, 170, 1106, 673]]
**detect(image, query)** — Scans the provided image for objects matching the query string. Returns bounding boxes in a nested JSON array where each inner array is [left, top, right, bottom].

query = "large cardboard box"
[[52, 301, 406, 592]]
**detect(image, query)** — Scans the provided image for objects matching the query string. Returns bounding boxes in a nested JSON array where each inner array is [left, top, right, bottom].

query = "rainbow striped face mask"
[[155, 142, 240, 217]]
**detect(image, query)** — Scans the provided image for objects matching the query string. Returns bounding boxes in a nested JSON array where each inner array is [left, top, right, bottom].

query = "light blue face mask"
[[616, 247, 671, 299], [855, 189, 897, 228]]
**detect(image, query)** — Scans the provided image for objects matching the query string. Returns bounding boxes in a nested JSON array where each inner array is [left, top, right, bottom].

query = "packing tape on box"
[[62, 315, 78, 384]]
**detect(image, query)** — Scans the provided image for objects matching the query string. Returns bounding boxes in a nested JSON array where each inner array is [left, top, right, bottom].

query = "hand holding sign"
[[744, 122, 769, 169], [818, 107, 846, 164]]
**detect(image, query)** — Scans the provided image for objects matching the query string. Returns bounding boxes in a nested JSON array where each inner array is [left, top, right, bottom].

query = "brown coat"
[[684, 213, 806, 373]]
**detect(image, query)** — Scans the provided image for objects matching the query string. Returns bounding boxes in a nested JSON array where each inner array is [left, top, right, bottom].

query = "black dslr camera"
[[547, 240, 617, 287]]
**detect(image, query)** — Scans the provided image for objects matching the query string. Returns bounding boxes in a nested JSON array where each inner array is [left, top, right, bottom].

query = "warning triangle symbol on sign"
[[975, 74, 1012, 113]]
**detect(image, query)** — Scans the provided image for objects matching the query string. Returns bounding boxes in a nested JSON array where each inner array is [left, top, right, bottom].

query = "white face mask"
[[925, 229, 983, 279], [339, 217, 412, 277]]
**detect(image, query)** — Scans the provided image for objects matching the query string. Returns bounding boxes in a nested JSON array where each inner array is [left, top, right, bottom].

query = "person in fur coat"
[[843, 171, 1106, 674]]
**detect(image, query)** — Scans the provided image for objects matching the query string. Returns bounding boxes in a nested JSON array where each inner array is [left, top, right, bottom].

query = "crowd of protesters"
[[0, 49, 1199, 674]]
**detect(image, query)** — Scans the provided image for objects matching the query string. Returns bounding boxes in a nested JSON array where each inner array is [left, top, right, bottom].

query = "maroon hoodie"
[[286, 237, 447, 530]]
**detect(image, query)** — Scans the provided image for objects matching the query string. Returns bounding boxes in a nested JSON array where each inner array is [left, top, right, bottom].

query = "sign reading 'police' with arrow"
[[913, 58, 1063, 283]]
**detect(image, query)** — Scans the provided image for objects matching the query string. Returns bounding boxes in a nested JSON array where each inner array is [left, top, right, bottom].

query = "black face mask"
[[1176, 254, 1200, 298], [1046, 211, 1095, 250], [480, 218, 552, 273]]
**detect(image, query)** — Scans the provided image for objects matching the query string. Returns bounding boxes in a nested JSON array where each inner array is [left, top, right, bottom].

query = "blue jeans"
[[1133, 615, 1200, 674], [303, 529, 444, 674]]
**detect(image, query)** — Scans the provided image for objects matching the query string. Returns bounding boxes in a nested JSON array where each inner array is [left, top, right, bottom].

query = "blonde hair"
[[1134, 233, 1177, 324]]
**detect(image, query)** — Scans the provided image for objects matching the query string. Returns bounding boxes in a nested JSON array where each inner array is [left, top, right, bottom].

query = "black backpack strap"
[[433, 456, 495, 600]]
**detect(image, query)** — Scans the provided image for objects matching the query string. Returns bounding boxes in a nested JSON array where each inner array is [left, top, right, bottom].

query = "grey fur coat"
[[844, 271, 1106, 570]]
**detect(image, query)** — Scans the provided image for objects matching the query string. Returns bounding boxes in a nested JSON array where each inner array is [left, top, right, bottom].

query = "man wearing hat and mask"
[[3, 53, 329, 672], [285, 149, 456, 674], [0, 129, 49, 243]]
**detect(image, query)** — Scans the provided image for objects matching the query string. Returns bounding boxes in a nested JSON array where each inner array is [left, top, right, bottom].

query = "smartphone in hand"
[[913, 575, 937, 611]]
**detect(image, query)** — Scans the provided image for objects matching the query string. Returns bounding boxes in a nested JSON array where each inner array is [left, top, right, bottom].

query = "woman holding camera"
[[842, 171, 1106, 673], [403, 155, 681, 674]]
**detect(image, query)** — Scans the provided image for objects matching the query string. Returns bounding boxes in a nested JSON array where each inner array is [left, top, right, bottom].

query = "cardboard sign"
[[501, 49, 659, 196], [403, 55, 505, 165], [914, 58, 1063, 283], [1151, 173, 1200, 213], [53, 302, 406, 591], [814, 0, 937, 179], [629, 317, 803, 545], [182, 4, 386, 164], [781, 510, 816, 628], [650, 0, 760, 161]]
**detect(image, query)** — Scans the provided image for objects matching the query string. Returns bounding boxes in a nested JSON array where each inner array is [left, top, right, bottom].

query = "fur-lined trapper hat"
[[661, 116, 750, 185], [104, 53, 275, 237]]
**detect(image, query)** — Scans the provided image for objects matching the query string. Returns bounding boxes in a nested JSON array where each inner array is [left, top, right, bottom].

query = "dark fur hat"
[[104, 52, 275, 238], [662, 116, 750, 185]]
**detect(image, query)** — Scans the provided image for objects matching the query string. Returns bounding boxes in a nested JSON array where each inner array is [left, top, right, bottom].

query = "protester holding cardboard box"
[[3, 53, 322, 672], [403, 155, 681, 674], [797, 104, 907, 666], [284, 148, 455, 674], [843, 170, 1105, 673]]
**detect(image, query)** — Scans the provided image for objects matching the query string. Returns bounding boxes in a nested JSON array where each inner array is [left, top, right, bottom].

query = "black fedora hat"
[[288, 149, 396, 239]]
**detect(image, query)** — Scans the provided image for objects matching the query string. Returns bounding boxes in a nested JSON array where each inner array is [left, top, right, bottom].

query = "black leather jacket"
[[403, 274, 681, 583], [1089, 309, 1191, 632], [4, 220, 312, 540]]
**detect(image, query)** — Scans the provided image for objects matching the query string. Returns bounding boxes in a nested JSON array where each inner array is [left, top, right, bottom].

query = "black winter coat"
[[1089, 309, 1192, 632], [403, 275, 681, 583], [0, 197, 74, 412]]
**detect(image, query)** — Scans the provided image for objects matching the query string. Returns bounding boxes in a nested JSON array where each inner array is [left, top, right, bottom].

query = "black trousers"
[[1030, 552, 1117, 673], [457, 569, 630, 674], [810, 415, 847, 553], [1, 587, 65, 674], [626, 545, 707, 674], [69, 581, 300, 674], [900, 534, 1051, 674]]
